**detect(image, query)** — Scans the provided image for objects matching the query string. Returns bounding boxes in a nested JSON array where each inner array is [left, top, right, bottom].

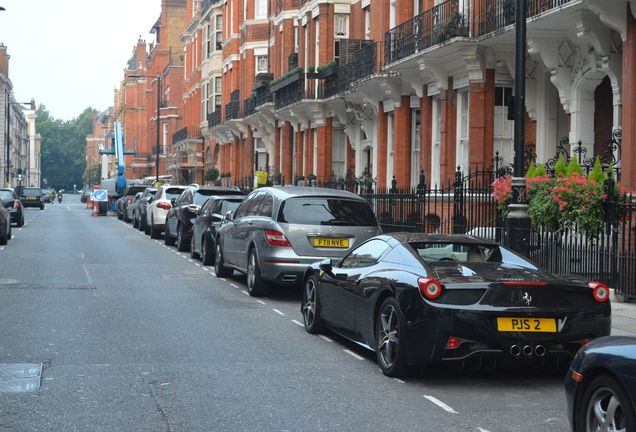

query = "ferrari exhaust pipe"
[[534, 345, 546, 357], [522, 345, 533, 357], [509, 345, 521, 358]]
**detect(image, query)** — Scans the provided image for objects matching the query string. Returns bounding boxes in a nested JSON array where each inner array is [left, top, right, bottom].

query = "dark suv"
[[0, 188, 24, 226], [164, 185, 244, 251], [20, 187, 45, 210]]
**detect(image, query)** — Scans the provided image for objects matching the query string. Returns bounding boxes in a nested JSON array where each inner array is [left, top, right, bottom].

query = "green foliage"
[[38, 105, 96, 190], [534, 164, 546, 177], [204, 167, 219, 182], [608, 163, 616, 181], [588, 157, 605, 184], [566, 157, 583, 176], [316, 61, 337, 73], [554, 154, 567, 177], [83, 162, 101, 187], [307, 65, 315, 73], [270, 67, 304, 86], [525, 160, 536, 178]]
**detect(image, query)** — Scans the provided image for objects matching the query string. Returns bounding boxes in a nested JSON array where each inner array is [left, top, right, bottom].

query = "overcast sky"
[[0, 0, 161, 120]]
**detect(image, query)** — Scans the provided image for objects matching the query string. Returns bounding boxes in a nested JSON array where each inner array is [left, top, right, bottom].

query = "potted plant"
[[317, 61, 338, 79]]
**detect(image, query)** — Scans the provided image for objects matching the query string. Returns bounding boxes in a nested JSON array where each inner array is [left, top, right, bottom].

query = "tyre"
[[302, 273, 323, 334], [176, 224, 189, 252], [201, 237, 214, 266], [40, 204, 44, 210], [375, 297, 408, 377], [164, 221, 175, 246], [150, 216, 161, 239], [117, 211, 123, 220], [17, 215, 24, 228], [133, 213, 139, 228], [246, 248, 268, 297], [576, 375, 636, 432], [144, 221, 151, 235], [139, 213, 147, 232], [190, 235, 200, 259], [214, 241, 233, 277], [0, 225, 7, 246]]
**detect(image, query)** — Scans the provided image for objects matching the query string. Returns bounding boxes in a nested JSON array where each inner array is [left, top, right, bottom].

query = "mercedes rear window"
[[0, 191, 13, 201], [125, 187, 147, 196], [165, 188, 185, 199], [411, 243, 503, 264], [278, 197, 377, 226], [22, 188, 41, 196]]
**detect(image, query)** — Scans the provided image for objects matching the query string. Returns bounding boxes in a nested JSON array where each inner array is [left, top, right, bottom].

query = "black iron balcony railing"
[[474, 0, 572, 37], [324, 42, 378, 99], [225, 100, 241, 121], [207, 110, 221, 128], [172, 127, 188, 144], [272, 77, 324, 110], [384, 0, 470, 65]]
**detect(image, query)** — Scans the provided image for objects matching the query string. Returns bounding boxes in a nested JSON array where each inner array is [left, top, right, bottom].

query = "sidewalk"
[[611, 290, 636, 337]]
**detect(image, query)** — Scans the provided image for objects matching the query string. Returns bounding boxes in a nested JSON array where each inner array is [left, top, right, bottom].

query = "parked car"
[[117, 185, 149, 221], [190, 195, 244, 265], [135, 187, 158, 231], [80, 189, 91, 203], [214, 186, 382, 296], [164, 185, 243, 251], [565, 336, 636, 432], [300, 233, 612, 377], [20, 187, 45, 210], [126, 192, 143, 223], [0, 195, 12, 245], [0, 188, 24, 227], [145, 185, 188, 238]]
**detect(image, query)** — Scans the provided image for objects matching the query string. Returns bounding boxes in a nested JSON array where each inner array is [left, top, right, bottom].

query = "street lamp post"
[[129, 73, 161, 184], [504, 0, 531, 256]]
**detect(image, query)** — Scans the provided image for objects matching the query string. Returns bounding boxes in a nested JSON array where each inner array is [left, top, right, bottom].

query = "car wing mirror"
[[212, 213, 223, 222], [319, 258, 334, 277], [170, 198, 176, 206], [334, 273, 348, 281], [224, 210, 234, 222]]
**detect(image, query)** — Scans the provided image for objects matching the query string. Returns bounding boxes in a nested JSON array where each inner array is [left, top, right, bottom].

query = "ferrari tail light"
[[264, 230, 291, 247], [445, 337, 463, 350], [157, 202, 172, 210], [13, 199, 20, 209], [581, 338, 591, 346], [418, 277, 443, 300], [588, 281, 609, 303]]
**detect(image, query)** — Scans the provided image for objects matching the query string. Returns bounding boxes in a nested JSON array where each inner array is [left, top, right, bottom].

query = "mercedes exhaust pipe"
[[534, 345, 546, 357], [509, 345, 521, 358], [522, 345, 533, 357]]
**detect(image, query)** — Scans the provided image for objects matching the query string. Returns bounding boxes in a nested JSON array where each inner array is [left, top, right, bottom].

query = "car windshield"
[[220, 200, 242, 214], [22, 188, 41, 196], [278, 197, 377, 226], [165, 188, 185, 200], [411, 242, 503, 264], [0, 191, 13, 201], [126, 187, 147, 196]]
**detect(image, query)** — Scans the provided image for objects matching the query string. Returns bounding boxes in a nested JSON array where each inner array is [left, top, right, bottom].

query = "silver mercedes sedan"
[[214, 186, 382, 296]]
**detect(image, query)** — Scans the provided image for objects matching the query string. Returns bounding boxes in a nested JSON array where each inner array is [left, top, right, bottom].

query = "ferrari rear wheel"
[[578, 375, 635, 432], [376, 297, 408, 377], [302, 274, 322, 334]]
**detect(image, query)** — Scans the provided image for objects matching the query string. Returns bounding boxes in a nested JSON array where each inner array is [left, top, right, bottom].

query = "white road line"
[[181, 255, 187, 259], [256, 300, 266, 305], [272, 309, 285, 316], [82, 265, 95, 287], [477, 428, 492, 432], [81, 253, 85, 260], [203, 267, 210, 272], [291, 319, 304, 327], [194, 263, 201, 267], [241, 290, 249, 296], [0, 247, 4, 251], [220, 278, 227, 282], [18, 228, 22, 231], [394, 378, 405, 384], [423, 395, 458, 414], [229, 283, 239, 289], [318, 335, 333, 343], [188, 259, 194, 263], [343, 349, 364, 361]]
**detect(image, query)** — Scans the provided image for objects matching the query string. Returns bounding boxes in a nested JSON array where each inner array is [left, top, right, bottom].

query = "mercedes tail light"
[[418, 278, 443, 300], [264, 230, 291, 247], [157, 202, 172, 210], [588, 281, 609, 303]]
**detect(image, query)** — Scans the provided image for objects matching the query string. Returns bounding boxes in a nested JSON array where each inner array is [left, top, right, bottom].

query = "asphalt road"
[[0, 196, 571, 432]]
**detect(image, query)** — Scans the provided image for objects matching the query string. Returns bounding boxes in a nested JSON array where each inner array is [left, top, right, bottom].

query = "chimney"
[[0, 44, 9, 78]]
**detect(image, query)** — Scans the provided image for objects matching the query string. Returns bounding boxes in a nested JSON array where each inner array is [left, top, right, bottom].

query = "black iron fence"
[[324, 42, 379, 99], [475, 0, 573, 37]]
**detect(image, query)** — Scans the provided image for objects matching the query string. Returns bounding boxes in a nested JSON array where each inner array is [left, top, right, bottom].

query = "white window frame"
[[411, 109, 421, 188], [255, 54, 268, 74], [332, 128, 346, 179], [494, 86, 514, 166], [334, 14, 349, 38], [255, 0, 267, 19], [431, 96, 441, 187], [364, 7, 371, 40], [456, 89, 469, 174], [313, 128, 318, 175], [162, 123, 169, 155], [387, 112, 394, 188]]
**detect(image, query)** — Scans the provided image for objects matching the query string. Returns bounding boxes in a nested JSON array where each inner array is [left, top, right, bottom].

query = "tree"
[[83, 162, 101, 187], [38, 105, 96, 190]]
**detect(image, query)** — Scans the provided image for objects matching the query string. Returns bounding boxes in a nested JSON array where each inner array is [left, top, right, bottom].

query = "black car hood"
[[432, 262, 558, 285]]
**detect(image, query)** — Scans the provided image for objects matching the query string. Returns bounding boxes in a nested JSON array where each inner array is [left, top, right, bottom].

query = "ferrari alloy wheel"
[[580, 375, 635, 432], [246, 249, 267, 297], [302, 274, 322, 334], [214, 241, 232, 277], [376, 297, 407, 377]]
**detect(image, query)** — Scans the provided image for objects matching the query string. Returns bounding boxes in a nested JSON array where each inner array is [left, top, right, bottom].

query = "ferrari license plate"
[[313, 238, 349, 248], [497, 317, 557, 333]]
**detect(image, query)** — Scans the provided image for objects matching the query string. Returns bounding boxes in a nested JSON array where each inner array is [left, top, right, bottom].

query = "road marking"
[[394, 378, 405, 384], [0, 247, 4, 251], [256, 300, 266, 305], [241, 290, 249, 296], [477, 428, 492, 432], [82, 265, 95, 287], [319, 335, 333, 343], [220, 278, 227, 282], [81, 253, 85, 260], [188, 259, 194, 263], [203, 267, 210, 272], [272, 309, 285, 316], [229, 283, 239, 289], [67, 206, 71, 211], [423, 395, 458, 414], [19, 228, 22, 231], [181, 255, 187, 259], [194, 263, 200, 267], [291, 319, 304, 327], [343, 349, 364, 360]]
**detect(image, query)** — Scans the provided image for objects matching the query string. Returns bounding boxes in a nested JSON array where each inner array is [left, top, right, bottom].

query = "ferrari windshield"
[[411, 243, 503, 264]]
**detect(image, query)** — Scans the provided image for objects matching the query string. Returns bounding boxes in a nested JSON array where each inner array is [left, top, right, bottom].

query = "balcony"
[[324, 42, 378, 99], [474, 0, 573, 37], [172, 125, 202, 145], [225, 90, 241, 121], [384, 0, 470, 66], [207, 110, 221, 128]]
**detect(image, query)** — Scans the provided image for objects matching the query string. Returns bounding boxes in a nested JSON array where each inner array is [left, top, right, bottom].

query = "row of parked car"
[[114, 182, 636, 430], [0, 186, 52, 245]]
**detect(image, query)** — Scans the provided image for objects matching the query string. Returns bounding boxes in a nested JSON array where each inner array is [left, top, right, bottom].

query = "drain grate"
[[0, 363, 42, 393]]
